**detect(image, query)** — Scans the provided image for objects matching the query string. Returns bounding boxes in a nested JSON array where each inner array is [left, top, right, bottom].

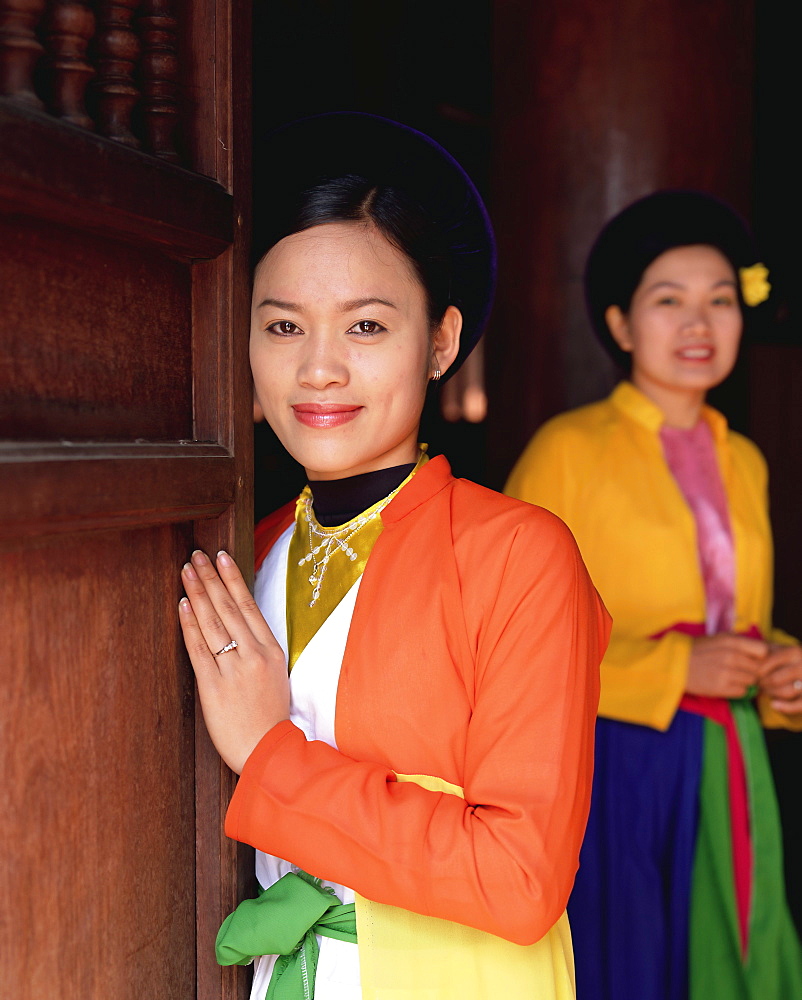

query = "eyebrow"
[[339, 297, 399, 312], [254, 296, 399, 312], [643, 279, 737, 293]]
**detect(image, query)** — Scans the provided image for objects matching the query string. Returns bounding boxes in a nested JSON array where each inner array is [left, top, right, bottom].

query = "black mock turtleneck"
[[308, 463, 417, 527]]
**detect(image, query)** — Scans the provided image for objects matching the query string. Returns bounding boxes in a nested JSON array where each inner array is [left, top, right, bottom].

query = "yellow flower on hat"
[[739, 263, 771, 307]]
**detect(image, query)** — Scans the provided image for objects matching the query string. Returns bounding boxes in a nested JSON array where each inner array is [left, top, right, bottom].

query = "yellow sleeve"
[[768, 626, 798, 645], [504, 420, 576, 525], [758, 630, 802, 731], [506, 415, 690, 731], [734, 437, 802, 730], [757, 693, 802, 730], [599, 632, 690, 731]]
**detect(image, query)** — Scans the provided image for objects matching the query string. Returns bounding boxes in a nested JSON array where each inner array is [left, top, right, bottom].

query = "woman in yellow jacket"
[[506, 191, 802, 1000]]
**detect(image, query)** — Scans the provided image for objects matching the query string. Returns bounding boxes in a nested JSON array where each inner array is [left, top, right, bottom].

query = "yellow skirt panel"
[[355, 773, 576, 1000]]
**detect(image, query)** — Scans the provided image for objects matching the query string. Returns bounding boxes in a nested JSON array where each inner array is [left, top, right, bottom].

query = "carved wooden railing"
[[0, 0, 180, 163]]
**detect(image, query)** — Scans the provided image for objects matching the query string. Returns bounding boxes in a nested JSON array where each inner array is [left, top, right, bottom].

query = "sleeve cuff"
[[653, 630, 693, 730], [757, 694, 802, 732], [225, 720, 304, 840], [598, 630, 692, 731]]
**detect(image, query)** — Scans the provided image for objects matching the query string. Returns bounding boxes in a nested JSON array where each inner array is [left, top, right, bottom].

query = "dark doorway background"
[[251, 0, 801, 930], [750, 0, 802, 940]]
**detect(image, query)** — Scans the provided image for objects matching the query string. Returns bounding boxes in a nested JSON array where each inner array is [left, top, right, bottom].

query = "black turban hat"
[[584, 190, 762, 369], [253, 113, 496, 380]]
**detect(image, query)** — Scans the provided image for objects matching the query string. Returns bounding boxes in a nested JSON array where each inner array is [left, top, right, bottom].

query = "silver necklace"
[[298, 488, 401, 607]]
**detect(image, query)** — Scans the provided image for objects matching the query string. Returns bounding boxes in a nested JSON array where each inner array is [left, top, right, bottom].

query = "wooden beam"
[[0, 442, 236, 538], [0, 102, 233, 259]]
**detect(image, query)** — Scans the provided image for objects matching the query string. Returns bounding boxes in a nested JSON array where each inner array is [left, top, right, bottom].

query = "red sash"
[[654, 622, 761, 955]]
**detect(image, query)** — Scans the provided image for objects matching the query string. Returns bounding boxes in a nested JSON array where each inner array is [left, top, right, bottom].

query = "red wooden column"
[[487, 0, 755, 485]]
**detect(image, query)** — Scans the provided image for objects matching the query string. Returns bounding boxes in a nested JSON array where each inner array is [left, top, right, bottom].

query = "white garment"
[[249, 524, 361, 1000]]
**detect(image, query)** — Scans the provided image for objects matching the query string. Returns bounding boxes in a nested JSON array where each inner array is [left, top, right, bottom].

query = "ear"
[[253, 387, 265, 423], [431, 305, 463, 378], [605, 305, 633, 353]]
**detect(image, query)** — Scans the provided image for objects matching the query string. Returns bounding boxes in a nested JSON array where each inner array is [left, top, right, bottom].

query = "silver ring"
[[793, 679, 802, 693], [214, 639, 238, 656]]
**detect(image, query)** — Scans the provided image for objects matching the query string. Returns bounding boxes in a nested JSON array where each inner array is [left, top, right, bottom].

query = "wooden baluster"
[[0, 0, 47, 105], [137, 0, 179, 163], [42, 0, 96, 129], [93, 0, 140, 147]]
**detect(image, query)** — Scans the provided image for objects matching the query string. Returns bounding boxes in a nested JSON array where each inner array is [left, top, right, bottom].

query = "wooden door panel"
[[0, 214, 192, 440], [1, 524, 196, 998]]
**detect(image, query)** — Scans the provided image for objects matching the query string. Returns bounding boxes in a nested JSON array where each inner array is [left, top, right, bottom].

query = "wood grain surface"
[[0, 213, 192, 441], [0, 1, 252, 997], [0, 525, 196, 997]]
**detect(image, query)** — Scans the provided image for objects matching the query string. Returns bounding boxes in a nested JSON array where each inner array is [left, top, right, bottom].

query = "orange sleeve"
[[227, 516, 609, 945], [254, 502, 296, 572]]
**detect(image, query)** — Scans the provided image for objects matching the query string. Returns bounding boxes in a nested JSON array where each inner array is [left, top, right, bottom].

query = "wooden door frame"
[[183, 2, 253, 996], [1, 0, 253, 996]]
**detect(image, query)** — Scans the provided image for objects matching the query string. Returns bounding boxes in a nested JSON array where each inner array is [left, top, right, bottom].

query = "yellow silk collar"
[[285, 449, 429, 671]]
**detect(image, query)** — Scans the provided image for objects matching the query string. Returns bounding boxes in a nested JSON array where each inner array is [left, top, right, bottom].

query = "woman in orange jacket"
[[177, 114, 610, 1000]]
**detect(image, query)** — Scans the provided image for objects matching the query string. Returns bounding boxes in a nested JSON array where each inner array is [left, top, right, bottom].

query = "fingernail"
[[217, 550, 232, 567], [179, 598, 191, 613], [183, 562, 197, 580], [192, 550, 208, 566]]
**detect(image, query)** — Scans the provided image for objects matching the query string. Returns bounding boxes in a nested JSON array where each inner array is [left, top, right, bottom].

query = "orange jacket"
[[226, 456, 610, 945]]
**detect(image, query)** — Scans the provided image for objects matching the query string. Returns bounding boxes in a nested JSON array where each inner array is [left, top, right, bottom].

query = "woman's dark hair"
[[256, 173, 452, 331], [584, 190, 760, 371], [252, 113, 496, 379]]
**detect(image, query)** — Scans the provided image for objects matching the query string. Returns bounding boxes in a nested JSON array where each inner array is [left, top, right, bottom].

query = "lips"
[[676, 345, 715, 361], [291, 403, 363, 429]]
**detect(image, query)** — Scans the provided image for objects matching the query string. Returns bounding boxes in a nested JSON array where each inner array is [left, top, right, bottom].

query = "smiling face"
[[605, 244, 743, 425], [250, 221, 461, 480]]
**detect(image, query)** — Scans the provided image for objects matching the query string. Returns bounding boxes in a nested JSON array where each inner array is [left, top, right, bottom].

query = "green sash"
[[216, 871, 357, 1000], [690, 704, 802, 1000]]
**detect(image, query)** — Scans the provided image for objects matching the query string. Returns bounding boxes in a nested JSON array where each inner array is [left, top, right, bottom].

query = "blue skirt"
[[568, 712, 704, 1000]]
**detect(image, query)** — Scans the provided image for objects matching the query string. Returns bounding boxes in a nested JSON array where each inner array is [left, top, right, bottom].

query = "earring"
[[431, 367, 442, 381]]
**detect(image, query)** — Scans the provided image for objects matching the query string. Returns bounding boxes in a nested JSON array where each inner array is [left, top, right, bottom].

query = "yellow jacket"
[[505, 381, 799, 732]]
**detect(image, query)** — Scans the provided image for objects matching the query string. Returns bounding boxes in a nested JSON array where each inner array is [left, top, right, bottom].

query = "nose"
[[297, 331, 349, 390], [681, 304, 712, 336]]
